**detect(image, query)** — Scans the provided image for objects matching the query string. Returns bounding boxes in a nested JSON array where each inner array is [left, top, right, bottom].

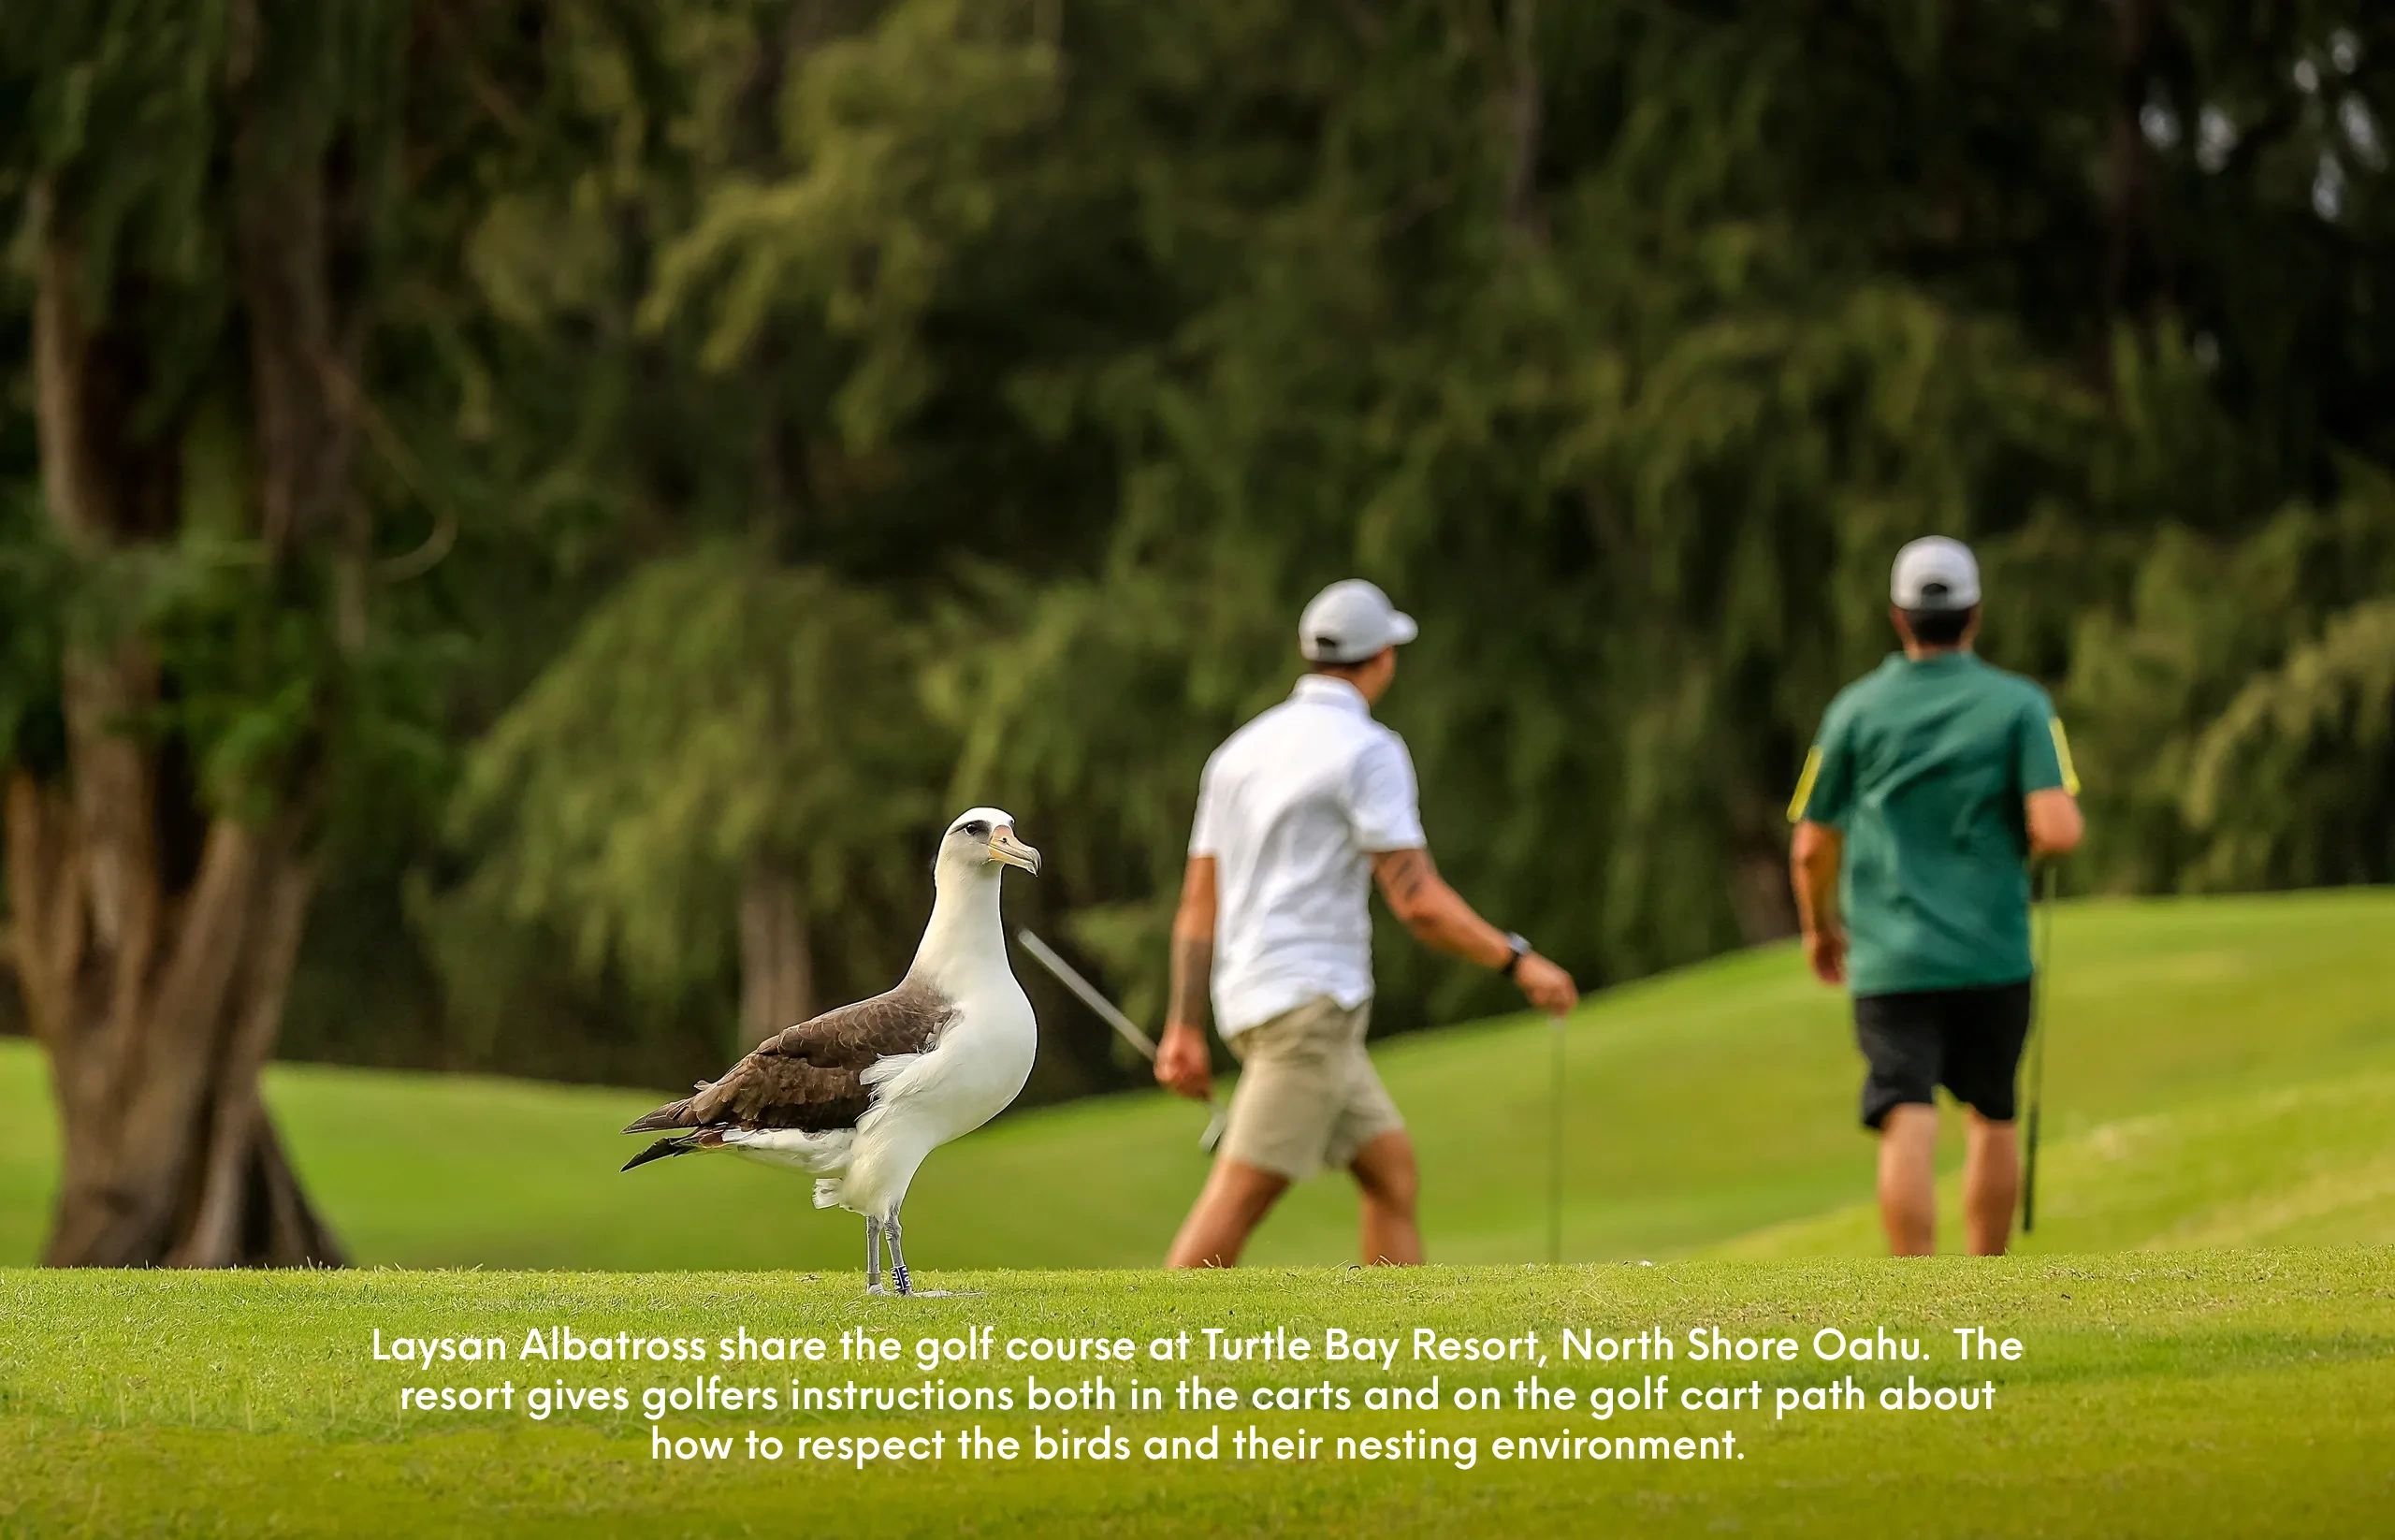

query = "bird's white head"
[[936, 806, 1041, 882]]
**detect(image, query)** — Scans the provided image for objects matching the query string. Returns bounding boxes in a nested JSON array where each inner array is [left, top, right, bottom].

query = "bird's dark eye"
[[964, 821, 990, 837]]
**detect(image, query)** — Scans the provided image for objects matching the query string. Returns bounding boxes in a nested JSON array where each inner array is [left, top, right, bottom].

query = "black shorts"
[[1852, 981, 2033, 1130]]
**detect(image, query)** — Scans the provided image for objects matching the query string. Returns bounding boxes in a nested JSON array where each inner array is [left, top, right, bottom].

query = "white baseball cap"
[[1299, 579, 1418, 663], [1891, 536, 1981, 611]]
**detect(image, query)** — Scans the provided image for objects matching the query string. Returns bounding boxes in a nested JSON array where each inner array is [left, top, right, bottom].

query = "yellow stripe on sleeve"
[[2049, 717, 2082, 795], [1786, 746, 1824, 823]]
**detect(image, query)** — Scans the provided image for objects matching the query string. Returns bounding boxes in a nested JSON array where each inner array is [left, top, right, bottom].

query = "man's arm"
[[1370, 848, 1578, 1015], [1787, 702, 1857, 987], [2025, 789, 2083, 858], [1789, 819, 1846, 985], [1154, 855, 1218, 1100], [2020, 705, 2083, 859]]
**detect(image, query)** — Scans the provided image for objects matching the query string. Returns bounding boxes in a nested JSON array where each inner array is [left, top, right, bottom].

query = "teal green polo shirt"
[[1789, 651, 2079, 996]]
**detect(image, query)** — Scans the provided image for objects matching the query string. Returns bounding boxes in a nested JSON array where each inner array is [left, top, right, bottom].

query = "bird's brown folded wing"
[[685, 981, 955, 1133]]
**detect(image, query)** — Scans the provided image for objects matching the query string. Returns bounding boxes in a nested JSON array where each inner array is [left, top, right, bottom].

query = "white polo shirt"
[[1189, 675, 1427, 1037]]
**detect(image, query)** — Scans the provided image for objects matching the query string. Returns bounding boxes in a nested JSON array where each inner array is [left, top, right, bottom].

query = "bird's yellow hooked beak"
[[990, 825, 1041, 876]]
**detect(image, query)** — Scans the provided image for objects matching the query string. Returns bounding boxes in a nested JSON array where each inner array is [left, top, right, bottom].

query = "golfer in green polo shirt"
[[1788, 536, 2084, 1257]]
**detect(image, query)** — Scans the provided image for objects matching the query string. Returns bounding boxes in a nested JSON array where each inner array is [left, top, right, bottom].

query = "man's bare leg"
[[1165, 1156, 1289, 1269], [1877, 1103, 1938, 1256], [1349, 1130, 1423, 1266], [1962, 1111, 2020, 1256]]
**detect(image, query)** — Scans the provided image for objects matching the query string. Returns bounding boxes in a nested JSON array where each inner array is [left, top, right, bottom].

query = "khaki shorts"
[[1221, 996, 1404, 1181]]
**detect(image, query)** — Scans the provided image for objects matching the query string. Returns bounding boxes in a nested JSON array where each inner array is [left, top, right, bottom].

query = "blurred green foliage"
[[450, 546, 942, 1009], [3, 1, 2391, 1096]]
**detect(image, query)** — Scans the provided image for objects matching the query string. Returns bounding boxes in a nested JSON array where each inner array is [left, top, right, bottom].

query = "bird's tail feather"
[[622, 1133, 705, 1171], [622, 1096, 697, 1135]]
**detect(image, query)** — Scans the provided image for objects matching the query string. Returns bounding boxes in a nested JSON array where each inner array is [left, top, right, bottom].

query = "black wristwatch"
[[1500, 932, 1532, 977]]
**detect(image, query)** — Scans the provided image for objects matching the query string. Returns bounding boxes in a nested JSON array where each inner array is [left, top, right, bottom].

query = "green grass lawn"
[[2, 1253, 2390, 1537], [5, 890, 2394, 1271], [5, 893, 2391, 1536]]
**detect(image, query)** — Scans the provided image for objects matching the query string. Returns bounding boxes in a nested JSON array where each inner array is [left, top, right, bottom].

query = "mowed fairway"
[[6, 891, 2393, 1271], [2, 1253, 2391, 1537], [4, 894, 2392, 1535]]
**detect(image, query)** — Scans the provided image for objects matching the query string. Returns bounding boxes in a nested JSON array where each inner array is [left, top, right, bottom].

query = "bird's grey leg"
[[885, 1213, 912, 1297], [864, 1217, 884, 1295]]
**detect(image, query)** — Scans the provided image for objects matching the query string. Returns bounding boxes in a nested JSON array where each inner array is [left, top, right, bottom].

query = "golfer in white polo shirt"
[[1154, 580, 1579, 1268]]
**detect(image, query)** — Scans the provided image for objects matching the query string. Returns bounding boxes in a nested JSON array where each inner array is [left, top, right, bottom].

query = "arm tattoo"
[[1168, 934, 1214, 1030], [1380, 849, 1433, 904]]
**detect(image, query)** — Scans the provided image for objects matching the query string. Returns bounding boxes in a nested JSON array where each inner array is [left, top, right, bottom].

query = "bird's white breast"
[[917, 977, 1037, 1139], [850, 962, 1034, 1150]]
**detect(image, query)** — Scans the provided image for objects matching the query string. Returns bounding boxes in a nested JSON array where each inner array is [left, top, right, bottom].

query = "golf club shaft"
[[1017, 930, 1226, 1151], [1548, 1017, 1565, 1265], [2022, 863, 2057, 1235], [1017, 930, 1158, 1059]]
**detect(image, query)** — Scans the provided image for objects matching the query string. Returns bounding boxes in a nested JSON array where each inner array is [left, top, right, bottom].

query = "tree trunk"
[[1728, 793, 1801, 943], [2100, 0, 2164, 352], [738, 858, 815, 1047], [19, 171, 354, 1268], [1727, 842, 1799, 945], [9, 770, 339, 1268], [1501, 0, 1545, 239]]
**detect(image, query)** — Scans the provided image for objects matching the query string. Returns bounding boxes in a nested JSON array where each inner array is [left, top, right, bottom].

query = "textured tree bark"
[[18, 157, 356, 1267], [738, 858, 816, 1047], [9, 770, 341, 1268]]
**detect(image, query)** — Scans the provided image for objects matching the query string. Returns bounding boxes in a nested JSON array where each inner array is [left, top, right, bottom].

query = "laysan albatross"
[[621, 808, 1041, 1295]]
